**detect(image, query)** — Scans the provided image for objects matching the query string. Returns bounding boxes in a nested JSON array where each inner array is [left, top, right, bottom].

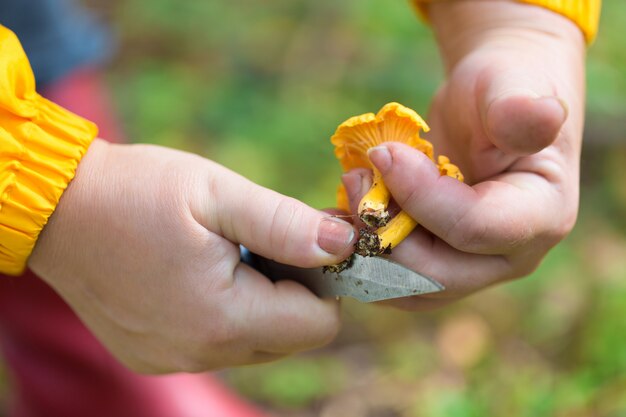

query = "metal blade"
[[327, 255, 444, 302], [240, 247, 444, 302]]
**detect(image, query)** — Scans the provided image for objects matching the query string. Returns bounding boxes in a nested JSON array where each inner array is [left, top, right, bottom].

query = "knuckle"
[[442, 206, 486, 251], [446, 217, 488, 251], [268, 197, 305, 253], [444, 204, 534, 254]]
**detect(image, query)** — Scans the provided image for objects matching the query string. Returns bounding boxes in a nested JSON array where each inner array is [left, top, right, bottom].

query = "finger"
[[389, 226, 517, 297], [197, 165, 357, 267], [232, 263, 341, 354], [368, 142, 559, 254], [321, 208, 355, 224], [323, 208, 351, 217], [341, 168, 372, 222], [376, 226, 528, 312], [477, 67, 568, 156]]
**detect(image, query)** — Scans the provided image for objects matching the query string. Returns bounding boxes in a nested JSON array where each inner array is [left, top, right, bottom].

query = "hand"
[[29, 139, 356, 373], [342, 0, 585, 310]]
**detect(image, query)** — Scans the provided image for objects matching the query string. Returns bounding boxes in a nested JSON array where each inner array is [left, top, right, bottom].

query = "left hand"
[[342, 0, 586, 310]]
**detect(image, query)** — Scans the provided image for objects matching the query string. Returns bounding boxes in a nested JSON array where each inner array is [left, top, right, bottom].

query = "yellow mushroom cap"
[[331, 102, 433, 171], [331, 102, 433, 211]]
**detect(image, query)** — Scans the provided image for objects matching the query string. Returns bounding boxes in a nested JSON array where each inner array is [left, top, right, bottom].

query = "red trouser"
[[0, 69, 267, 417]]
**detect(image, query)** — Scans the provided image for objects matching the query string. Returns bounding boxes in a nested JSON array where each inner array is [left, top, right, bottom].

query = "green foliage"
[[110, 0, 441, 206]]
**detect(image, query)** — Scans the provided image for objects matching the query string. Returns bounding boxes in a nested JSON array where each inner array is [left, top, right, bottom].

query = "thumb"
[[477, 68, 568, 155], [196, 167, 356, 268]]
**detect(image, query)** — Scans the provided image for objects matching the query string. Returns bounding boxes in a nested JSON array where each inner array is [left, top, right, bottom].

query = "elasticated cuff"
[[0, 25, 97, 275], [412, 0, 601, 43]]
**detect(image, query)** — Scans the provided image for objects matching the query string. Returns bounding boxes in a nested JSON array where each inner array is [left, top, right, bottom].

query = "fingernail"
[[317, 217, 355, 255], [367, 146, 392, 173]]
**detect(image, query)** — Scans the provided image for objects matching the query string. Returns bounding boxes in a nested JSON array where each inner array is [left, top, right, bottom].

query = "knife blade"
[[240, 246, 444, 302]]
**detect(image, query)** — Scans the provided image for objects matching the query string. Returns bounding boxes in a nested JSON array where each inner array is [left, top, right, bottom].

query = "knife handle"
[[239, 245, 275, 280], [239, 245, 333, 298]]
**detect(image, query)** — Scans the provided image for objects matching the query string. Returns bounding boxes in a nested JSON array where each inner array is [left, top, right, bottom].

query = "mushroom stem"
[[377, 210, 418, 251], [358, 168, 391, 227], [355, 211, 418, 257]]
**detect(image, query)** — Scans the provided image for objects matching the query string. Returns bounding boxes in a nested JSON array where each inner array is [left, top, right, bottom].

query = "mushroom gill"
[[330, 102, 464, 260]]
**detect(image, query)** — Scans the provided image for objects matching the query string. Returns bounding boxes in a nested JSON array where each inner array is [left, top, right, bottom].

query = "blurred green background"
[[110, 1, 625, 416], [13, 0, 626, 415]]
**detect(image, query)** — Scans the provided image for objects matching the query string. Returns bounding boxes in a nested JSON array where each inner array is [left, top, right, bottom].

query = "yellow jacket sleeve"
[[412, 0, 601, 43], [0, 25, 98, 276]]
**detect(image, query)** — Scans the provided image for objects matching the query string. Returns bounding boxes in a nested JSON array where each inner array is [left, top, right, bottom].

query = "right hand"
[[341, 1, 585, 311], [28, 139, 356, 373]]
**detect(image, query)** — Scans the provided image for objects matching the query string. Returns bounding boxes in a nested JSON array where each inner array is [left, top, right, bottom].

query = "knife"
[[240, 246, 444, 303]]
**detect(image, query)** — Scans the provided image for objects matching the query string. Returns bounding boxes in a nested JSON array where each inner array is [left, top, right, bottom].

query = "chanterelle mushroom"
[[331, 102, 464, 261]]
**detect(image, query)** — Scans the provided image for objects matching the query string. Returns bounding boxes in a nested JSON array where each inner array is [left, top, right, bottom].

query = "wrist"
[[29, 139, 110, 281], [428, 0, 585, 72]]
